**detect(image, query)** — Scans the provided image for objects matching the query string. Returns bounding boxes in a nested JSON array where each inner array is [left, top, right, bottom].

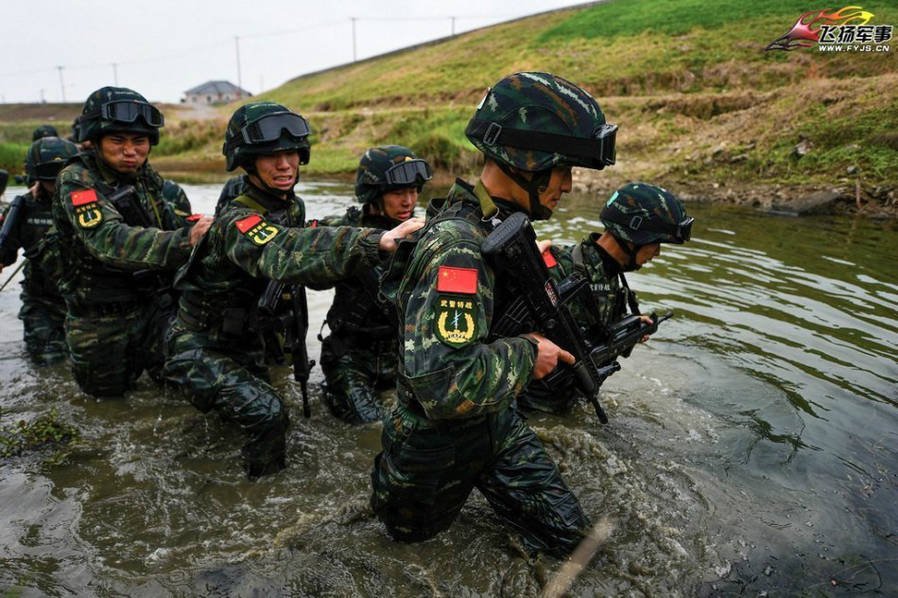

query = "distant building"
[[182, 81, 251, 105]]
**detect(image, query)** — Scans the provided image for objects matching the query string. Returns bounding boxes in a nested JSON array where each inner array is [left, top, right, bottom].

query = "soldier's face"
[[635, 243, 661, 266], [537, 166, 573, 214], [39, 180, 56, 195], [381, 187, 417, 222], [99, 133, 150, 174], [253, 151, 299, 193]]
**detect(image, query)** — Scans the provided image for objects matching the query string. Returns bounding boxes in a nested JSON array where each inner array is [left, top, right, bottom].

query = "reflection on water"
[[1, 182, 896, 595]]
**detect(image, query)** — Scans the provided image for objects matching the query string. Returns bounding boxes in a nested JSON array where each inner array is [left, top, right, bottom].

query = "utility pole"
[[39, 89, 45, 103], [451, 16, 456, 36], [57, 66, 65, 102], [112, 62, 118, 86], [235, 36, 243, 89], [351, 17, 357, 61]]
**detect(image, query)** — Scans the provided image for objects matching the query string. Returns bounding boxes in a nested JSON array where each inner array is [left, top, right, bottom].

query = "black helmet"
[[25, 136, 79, 185], [600, 183, 693, 246], [32, 124, 59, 141], [354, 145, 431, 205], [222, 102, 311, 172], [465, 72, 616, 173], [78, 86, 164, 145]]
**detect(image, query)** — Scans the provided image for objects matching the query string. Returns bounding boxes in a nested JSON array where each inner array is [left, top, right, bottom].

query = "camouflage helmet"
[[78, 86, 163, 145], [25, 136, 79, 184], [600, 183, 693, 246], [465, 72, 617, 173], [32, 124, 59, 141], [222, 102, 311, 172], [354, 145, 432, 205]]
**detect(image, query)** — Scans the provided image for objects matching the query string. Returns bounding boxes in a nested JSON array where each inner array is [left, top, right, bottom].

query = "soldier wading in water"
[[163, 102, 423, 478], [370, 72, 621, 557]]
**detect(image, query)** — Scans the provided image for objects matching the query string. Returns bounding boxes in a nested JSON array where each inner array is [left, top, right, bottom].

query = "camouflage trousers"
[[64, 295, 174, 398], [163, 322, 289, 479], [370, 402, 589, 557], [19, 290, 67, 365], [319, 334, 397, 424]]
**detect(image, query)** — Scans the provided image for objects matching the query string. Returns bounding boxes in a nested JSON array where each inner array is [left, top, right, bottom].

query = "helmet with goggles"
[[78, 86, 164, 145], [354, 145, 431, 205], [600, 183, 693, 246], [25, 136, 79, 185], [465, 72, 616, 173], [222, 102, 311, 172]]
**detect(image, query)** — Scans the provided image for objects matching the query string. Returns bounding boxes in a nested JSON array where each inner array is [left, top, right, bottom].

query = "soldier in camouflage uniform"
[[0, 136, 78, 363], [517, 182, 692, 413], [163, 102, 423, 478], [51, 86, 213, 398], [318, 145, 432, 424], [370, 72, 620, 557]]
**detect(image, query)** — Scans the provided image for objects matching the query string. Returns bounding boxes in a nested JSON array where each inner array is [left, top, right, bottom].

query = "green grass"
[[0, 142, 28, 174], [537, 0, 888, 39]]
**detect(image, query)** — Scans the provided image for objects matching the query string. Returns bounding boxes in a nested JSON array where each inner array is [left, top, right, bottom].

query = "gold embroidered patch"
[[434, 296, 477, 347], [75, 203, 103, 228]]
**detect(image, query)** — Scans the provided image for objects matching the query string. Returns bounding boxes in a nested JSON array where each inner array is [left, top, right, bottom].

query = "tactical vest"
[[55, 152, 174, 306], [176, 192, 301, 349], [324, 206, 396, 339]]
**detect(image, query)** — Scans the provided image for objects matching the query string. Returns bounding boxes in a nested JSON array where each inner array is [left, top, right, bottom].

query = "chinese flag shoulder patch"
[[71, 189, 98, 206], [186, 213, 202, 223], [235, 214, 262, 233], [542, 249, 558, 268], [436, 266, 478, 294]]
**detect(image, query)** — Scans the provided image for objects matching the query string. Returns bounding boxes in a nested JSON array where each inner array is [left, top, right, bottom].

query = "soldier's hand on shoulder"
[[379, 216, 425, 252], [523, 332, 575, 380], [188, 215, 214, 246]]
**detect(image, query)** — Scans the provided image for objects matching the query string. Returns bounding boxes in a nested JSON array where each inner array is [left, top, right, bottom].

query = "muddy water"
[[1, 182, 896, 596]]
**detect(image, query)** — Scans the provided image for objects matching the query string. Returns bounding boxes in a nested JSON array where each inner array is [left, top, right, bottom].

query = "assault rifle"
[[258, 280, 314, 418], [482, 211, 621, 423], [107, 185, 154, 227]]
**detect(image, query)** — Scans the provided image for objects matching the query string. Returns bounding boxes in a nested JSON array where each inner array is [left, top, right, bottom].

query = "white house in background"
[[182, 81, 252, 105]]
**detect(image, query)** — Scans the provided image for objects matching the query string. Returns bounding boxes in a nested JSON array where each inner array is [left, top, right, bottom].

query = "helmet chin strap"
[[496, 162, 553, 221], [620, 241, 642, 272]]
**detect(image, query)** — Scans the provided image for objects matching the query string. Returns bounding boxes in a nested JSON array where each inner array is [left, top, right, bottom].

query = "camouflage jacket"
[[213, 174, 248, 217], [0, 188, 63, 298], [172, 182, 385, 348], [319, 205, 399, 339], [395, 179, 540, 420], [51, 150, 191, 306], [397, 179, 635, 420]]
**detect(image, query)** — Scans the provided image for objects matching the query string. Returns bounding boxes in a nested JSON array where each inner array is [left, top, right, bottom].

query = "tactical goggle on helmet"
[[600, 183, 693, 245], [84, 100, 164, 128], [25, 136, 79, 183], [465, 72, 617, 172], [223, 107, 312, 171], [384, 159, 432, 187]]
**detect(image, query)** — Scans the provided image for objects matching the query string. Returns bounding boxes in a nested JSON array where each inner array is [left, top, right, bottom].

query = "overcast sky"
[[1, 0, 589, 105]]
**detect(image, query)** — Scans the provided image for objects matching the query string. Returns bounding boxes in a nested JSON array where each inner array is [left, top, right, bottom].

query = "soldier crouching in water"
[[163, 102, 423, 479], [370, 72, 618, 557], [0, 136, 79, 364], [318, 146, 432, 424], [516, 182, 693, 414], [51, 87, 213, 397]]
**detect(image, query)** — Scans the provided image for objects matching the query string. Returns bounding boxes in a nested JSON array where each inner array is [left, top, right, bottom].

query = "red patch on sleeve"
[[186, 213, 202, 223], [436, 266, 478, 294], [71, 189, 98, 206], [235, 214, 262, 233], [542, 249, 558, 268]]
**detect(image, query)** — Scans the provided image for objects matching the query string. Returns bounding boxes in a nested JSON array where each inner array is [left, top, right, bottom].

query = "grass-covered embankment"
[[2, 0, 896, 211]]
